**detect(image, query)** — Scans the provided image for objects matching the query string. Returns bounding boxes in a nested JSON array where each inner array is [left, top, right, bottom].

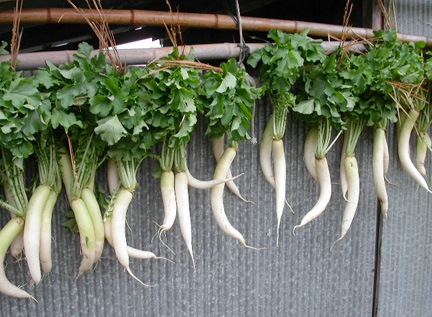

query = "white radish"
[[107, 158, 120, 195], [175, 171, 195, 268], [39, 190, 58, 273], [211, 146, 248, 246], [0, 217, 35, 300], [111, 188, 153, 286], [373, 128, 389, 216], [81, 188, 105, 263], [260, 116, 276, 187], [398, 109, 431, 191], [416, 132, 431, 177], [160, 171, 176, 232], [340, 131, 349, 200], [70, 198, 95, 277], [5, 186, 23, 258], [304, 127, 319, 181], [185, 167, 243, 189], [383, 135, 390, 177], [23, 184, 51, 284], [335, 155, 360, 242], [293, 157, 331, 231], [212, 136, 252, 203], [273, 139, 286, 246], [104, 217, 168, 261]]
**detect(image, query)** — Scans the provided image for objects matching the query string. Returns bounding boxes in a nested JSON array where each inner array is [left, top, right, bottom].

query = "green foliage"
[[202, 58, 262, 143], [340, 29, 424, 125], [248, 29, 326, 94]]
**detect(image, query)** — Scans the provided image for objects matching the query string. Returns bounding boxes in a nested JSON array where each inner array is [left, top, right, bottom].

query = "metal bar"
[[0, 8, 431, 46], [0, 42, 365, 70]]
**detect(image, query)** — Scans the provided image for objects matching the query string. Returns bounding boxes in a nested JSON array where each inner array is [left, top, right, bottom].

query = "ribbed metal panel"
[[0, 96, 377, 316], [375, 1, 432, 316], [394, 0, 432, 37]]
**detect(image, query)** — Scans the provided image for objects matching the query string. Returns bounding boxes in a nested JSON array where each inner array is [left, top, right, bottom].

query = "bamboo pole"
[[0, 8, 431, 46], [0, 42, 364, 71]]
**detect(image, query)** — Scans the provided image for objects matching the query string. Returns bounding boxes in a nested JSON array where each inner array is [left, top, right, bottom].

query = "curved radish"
[[81, 188, 105, 263], [373, 128, 389, 216], [71, 198, 95, 277], [185, 168, 242, 189], [304, 127, 319, 181], [175, 171, 195, 268], [39, 190, 58, 273], [0, 217, 35, 300], [112, 188, 153, 286], [398, 109, 431, 191], [294, 157, 331, 231], [335, 155, 360, 242], [416, 132, 430, 177], [212, 136, 251, 203], [23, 184, 51, 284], [160, 171, 176, 232], [260, 116, 276, 187], [211, 146, 248, 246], [104, 217, 168, 261], [340, 131, 349, 200], [273, 139, 286, 246]]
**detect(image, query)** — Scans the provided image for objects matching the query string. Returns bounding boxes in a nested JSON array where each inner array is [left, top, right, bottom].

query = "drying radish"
[[202, 58, 262, 245], [248, 29, 325, 244]]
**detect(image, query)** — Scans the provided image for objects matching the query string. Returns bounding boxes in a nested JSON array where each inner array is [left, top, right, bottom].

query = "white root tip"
[[292, 225, 301, 236], [237, 194, 256, 205], [285, 200, 294, 213], [126, 267, 157, 288], [385, 176, 399, 187], [157, 228, 176, 255], [342, 192, 348, 202], [276, 220, 281, 247], [155, 256, 175, 264]]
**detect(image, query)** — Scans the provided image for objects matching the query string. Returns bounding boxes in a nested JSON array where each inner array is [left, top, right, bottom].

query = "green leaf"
[[292, 99, 315, 115], [215, 73, 237, 93], [95, 115, 127, 146]]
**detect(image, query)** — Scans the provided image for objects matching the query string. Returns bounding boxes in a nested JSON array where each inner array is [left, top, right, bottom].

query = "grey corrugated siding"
[[376, 1, 432, 316], [0, 98, 378, 316]]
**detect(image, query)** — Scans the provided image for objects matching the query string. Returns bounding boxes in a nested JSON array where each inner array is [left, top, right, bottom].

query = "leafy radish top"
[[201, 58, 263, 145]]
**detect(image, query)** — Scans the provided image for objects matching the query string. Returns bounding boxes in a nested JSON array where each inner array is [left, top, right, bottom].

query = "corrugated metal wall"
[[376, 1, 432, 316]]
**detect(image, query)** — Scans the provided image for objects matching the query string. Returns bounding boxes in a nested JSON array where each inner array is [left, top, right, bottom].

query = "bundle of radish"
[[141, 48, 205, 266], [201, 58, 262, 247], [46, 43, 110, 276], [90, 63, 168, 285], [334, 29, 426, 241], [248, 29, 326, 244], [0, 46, 54, 297], [293, 51, 354, 231]]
